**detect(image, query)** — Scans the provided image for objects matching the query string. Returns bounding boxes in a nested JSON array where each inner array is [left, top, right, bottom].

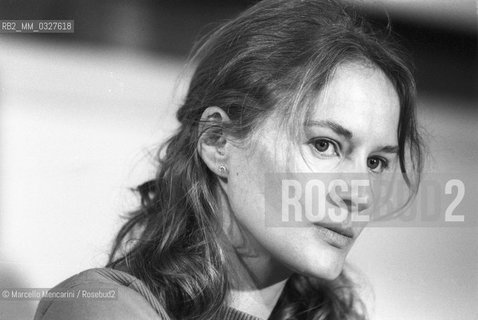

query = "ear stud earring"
[[218, 165, 227, 174]]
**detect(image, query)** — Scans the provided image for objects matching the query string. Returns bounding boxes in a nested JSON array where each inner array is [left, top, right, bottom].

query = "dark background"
[[1, 0, 476, 102]]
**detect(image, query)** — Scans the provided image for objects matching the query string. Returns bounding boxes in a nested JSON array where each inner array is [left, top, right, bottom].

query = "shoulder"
[[34, 268, 166, 320]]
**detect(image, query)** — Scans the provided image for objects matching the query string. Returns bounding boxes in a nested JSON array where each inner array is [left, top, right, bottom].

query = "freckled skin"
[[222, 61, 400, 282]]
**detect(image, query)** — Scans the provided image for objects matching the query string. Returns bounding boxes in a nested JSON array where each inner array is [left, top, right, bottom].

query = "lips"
[[312, 223, 355, 248], [316, 224, 355, 238]]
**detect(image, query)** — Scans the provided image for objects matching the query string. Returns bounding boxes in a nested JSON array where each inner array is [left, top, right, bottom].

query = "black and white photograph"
[[0, 1, 477, 319]]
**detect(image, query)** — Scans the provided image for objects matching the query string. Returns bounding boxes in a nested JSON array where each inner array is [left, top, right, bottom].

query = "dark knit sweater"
[[34, 268, 262, 320]]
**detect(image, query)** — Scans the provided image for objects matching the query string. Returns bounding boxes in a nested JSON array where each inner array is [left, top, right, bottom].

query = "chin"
[[295, 244, 347, 280]]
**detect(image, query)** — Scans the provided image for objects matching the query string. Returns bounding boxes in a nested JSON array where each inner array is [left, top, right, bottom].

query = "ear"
[[197, 106, 231, 178]]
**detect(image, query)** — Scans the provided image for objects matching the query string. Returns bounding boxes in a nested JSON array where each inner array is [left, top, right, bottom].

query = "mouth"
[[312, 223, 355, 249]]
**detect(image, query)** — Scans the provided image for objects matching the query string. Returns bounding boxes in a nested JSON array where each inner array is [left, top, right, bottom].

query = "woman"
[[34, 0, 423, 319]]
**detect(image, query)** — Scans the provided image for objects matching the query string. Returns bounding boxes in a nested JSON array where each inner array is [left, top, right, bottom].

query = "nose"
[[327, 157, 374, 218], [328, 179, 373, 213]]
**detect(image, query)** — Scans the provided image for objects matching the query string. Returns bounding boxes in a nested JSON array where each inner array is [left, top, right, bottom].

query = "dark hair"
[[107, 0, 423, 319]]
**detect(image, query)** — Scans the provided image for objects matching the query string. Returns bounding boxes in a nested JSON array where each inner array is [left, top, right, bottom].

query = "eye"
[[367, 157, 389, 173], [311, 138, 339, 157]]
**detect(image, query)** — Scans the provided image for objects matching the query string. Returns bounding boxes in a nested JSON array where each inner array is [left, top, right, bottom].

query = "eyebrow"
[[305, 119, 399, 154], [375, 145, 399, 154], [305, 120, 353, 139]]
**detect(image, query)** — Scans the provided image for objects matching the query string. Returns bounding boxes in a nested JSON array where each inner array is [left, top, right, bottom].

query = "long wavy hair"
[[107, 0, 424, 319]]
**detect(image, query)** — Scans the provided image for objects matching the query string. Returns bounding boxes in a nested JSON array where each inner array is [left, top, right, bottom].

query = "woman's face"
[[223, 61, 400, 280]]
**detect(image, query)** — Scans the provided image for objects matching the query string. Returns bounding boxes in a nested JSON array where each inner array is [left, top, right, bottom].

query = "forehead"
[[308, 61, 400, 144]]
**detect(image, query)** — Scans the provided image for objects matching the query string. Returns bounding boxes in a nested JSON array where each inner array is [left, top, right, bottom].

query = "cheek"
[[226, 136, 295, 226], [225, 144, 351, 280], [226, 143, 276, 224]]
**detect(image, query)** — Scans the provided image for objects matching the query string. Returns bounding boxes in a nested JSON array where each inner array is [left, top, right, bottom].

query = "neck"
[[223, 242, 290, 319], [228, 279, 288, 320], [217, 199, 291, 318]]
